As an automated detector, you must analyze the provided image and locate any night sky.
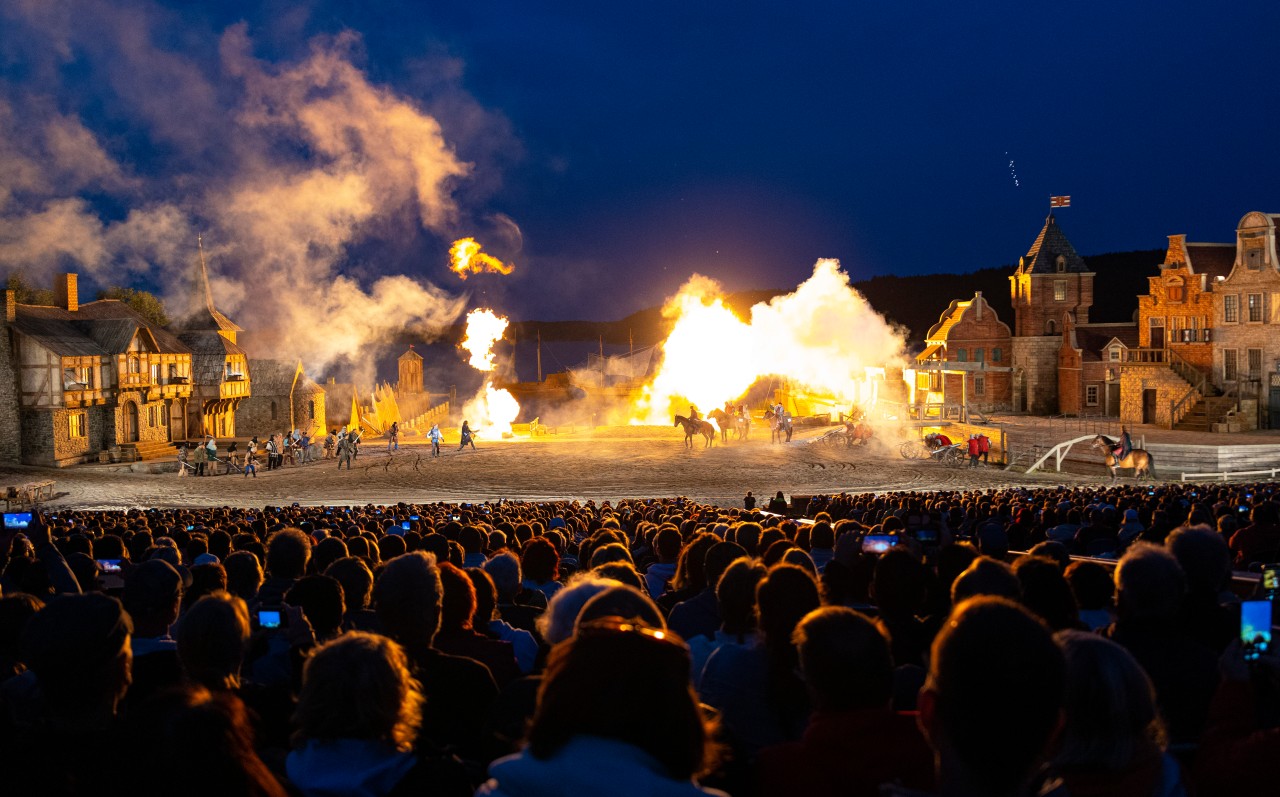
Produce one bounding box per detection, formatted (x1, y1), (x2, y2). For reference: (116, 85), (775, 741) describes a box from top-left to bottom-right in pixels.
(3, 1), (1279, 325)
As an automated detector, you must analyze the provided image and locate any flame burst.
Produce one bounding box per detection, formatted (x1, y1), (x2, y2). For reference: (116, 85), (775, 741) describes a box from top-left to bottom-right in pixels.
(633, 259), (906, 423)
(449, 238), (515, 279)
(461, 309), (509, 371)
(459, 307), (521, 436)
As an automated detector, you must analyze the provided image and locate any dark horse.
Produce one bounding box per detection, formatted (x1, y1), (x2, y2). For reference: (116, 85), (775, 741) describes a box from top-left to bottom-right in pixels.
(1090, 434), (1155, 481)
(708, 409), (750, 443)
(674, 414), (716, 449)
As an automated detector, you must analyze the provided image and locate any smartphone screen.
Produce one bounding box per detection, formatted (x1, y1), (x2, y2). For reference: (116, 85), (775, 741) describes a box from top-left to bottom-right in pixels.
(258, 609), (283, 630)
(1262, 566), (1280, 604)
(1241, 600), (1272, 661)
(862, 535), (897, 555)
(3, 512), (33, 530)
(401, 521), (411, 530)
(96, 559), (122, 573)
(915, 528), (939, 544)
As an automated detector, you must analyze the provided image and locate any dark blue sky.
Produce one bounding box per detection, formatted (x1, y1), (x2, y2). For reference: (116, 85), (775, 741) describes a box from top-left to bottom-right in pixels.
(3, 1), (1279, 322)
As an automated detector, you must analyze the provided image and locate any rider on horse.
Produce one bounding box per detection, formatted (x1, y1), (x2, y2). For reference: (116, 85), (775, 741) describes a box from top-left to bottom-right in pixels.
(1112, 427), (1133, 460)
(689, 404), (700, 422)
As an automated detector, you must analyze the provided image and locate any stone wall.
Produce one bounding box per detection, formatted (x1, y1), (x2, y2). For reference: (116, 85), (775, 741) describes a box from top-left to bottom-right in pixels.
(293, 387), (326, 437)
(21, 405), (109, 466)
(0, 326), (21, 464)
(1119, 364), (1200, 427)
(237, 393), (293, 439)
(1012, 336), (1062, 415)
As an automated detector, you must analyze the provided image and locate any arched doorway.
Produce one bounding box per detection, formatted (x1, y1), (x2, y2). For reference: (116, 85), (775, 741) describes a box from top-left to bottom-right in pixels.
(123, 401), (139, 443)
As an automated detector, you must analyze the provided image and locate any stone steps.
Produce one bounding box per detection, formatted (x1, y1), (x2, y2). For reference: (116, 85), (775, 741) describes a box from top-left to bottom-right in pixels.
(122, 440), (178, 460)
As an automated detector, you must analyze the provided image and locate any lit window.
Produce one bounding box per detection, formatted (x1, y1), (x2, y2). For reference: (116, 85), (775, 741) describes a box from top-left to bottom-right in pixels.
(1247, 293), (1263, 322)
(69, 413), (87, 438)
(1054, 280), (1067, 301)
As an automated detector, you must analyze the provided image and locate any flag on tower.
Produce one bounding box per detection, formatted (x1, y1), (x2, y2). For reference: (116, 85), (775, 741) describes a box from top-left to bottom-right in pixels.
(1050, 196), (1071, 208)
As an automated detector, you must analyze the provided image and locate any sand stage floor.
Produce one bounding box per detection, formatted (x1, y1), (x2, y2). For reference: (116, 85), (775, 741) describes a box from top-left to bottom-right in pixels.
(2, 425), (1121, 511)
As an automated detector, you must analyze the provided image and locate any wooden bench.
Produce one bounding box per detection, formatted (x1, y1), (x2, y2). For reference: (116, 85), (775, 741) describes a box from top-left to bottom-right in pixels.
(3, 480), (56, 510)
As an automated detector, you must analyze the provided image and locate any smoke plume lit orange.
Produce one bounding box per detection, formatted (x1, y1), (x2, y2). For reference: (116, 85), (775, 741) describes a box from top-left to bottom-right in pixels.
(449, 237), (515, 279)
(633, 259), (906, 424)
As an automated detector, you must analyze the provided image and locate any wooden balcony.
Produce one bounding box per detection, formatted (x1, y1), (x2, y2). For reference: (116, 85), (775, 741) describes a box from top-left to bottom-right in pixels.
(118, 372), (153, 389)
(64, 388), (107, 408)
(1121, 348), (1167, 365)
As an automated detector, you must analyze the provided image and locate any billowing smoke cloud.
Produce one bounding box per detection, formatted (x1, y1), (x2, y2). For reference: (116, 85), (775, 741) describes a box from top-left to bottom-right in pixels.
(634, 259), (908, 423)
(0, 2), (516, 384)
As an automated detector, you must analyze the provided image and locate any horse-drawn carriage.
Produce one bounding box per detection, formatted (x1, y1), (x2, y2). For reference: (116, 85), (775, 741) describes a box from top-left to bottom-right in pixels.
(899, 433), (966, 468)
(814, 421), (875, 448)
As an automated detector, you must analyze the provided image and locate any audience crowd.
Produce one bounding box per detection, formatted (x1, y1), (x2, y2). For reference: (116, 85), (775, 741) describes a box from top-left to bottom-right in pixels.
(0, 479), (1277, 796)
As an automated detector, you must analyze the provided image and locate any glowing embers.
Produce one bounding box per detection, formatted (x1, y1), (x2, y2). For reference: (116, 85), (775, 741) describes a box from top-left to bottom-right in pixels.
(449, 238), (515, 280)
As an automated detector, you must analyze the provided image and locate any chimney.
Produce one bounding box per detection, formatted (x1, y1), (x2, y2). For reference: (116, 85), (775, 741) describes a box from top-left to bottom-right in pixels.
(53, 273), (78, 312)
(974, 291), (983, 319)
(4, 290), (14, 324)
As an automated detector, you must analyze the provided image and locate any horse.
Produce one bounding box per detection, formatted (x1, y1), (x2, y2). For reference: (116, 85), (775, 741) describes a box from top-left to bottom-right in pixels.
(1090, 434), (1156, 481)
(847, 421), (874, 446)
(763, 409), (793, 444)
(709, 409), (750, 443)
(674, 415), (716, 449)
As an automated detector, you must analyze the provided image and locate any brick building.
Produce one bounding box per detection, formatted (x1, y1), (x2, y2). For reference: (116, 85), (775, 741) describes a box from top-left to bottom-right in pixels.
(1119, 233), (1234, 429)
(1211, 211), (1280, 428)
(909, 292), (1012, 412)
(0, 274), (194, 466)
(1009, 214), (1095, 414)
(1058, 313), (1137, 417)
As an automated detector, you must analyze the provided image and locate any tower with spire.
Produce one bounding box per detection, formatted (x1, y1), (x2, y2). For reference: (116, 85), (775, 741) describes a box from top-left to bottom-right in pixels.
(174, 237), (251, 437)
(1009, 214), (1095, 414)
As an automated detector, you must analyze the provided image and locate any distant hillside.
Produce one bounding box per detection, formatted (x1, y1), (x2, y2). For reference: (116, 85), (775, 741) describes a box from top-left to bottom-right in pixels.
(510, 249), (1163, 347)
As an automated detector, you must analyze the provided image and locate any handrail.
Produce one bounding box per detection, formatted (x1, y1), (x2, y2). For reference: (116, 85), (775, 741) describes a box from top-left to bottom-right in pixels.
(1017, 434), (1097, 474)
(1166, 346), (1207, 395)
(1169, 386), (1200, 428)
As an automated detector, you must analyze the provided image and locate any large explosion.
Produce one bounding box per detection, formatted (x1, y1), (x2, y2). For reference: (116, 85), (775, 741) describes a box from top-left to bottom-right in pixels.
(632, 259), (906, 423)
(460, 308), (521, 437)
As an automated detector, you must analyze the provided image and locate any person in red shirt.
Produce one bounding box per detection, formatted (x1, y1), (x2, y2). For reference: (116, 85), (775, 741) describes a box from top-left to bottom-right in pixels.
(967, 435), (981, 468)
(977, 433), (991, 464)
(757, 607), (934, 797)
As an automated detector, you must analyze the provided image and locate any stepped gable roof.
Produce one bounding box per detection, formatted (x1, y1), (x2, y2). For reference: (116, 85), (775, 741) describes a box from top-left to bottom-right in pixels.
(1072, 322), (1139, 361)
(1185, 243), (1235, 280)
(1018, 214), (1088, 274)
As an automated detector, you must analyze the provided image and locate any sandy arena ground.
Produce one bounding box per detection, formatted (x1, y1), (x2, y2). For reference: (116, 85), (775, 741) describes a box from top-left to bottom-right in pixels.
(3, 426), (1116, 511)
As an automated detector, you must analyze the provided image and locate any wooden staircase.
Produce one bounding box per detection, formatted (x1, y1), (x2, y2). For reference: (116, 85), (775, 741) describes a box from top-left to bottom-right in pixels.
(122, 440), (179, 461)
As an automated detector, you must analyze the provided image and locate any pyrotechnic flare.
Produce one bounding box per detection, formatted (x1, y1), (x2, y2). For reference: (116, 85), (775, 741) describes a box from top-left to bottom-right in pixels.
(461, 309), (509, 371)
(633, 259), (907, 424)
(449, 238), (515, 279)
(459, 307), (521, 436)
